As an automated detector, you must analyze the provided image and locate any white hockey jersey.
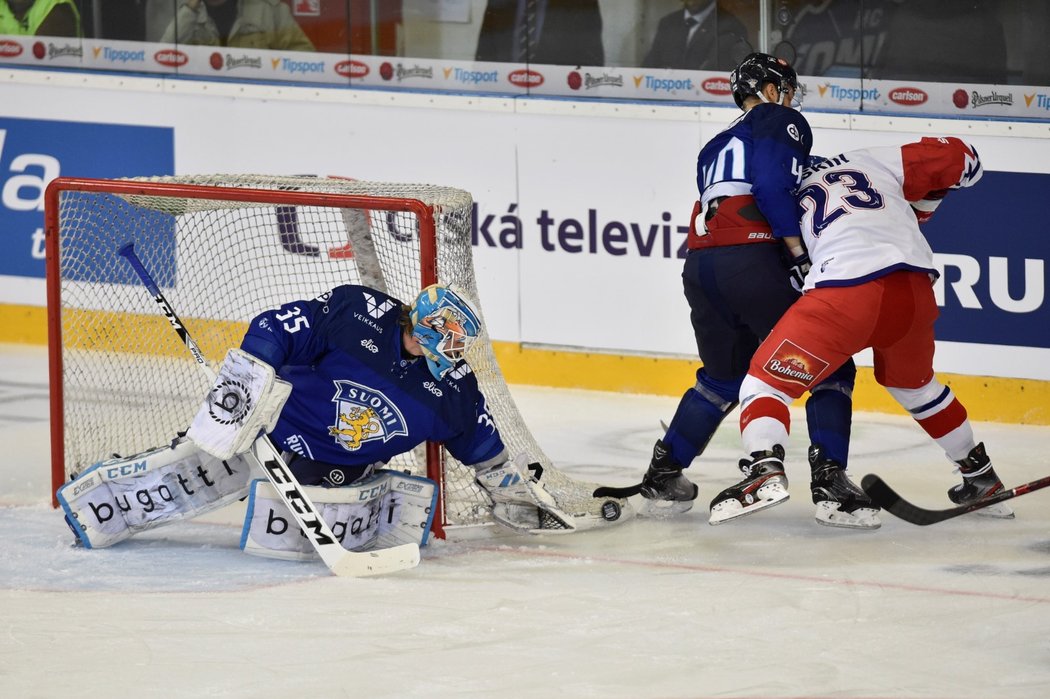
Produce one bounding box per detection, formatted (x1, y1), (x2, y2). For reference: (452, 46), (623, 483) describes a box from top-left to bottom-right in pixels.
(797, 136), (983, 290)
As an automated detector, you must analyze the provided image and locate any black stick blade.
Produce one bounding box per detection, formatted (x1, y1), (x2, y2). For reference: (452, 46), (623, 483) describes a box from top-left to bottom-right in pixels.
(593, 483), (643, 498)
(861, 474), (938, 525)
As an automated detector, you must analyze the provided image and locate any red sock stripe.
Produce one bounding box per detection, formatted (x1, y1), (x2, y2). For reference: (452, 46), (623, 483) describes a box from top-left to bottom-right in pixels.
(915, 397), (968, 439)
(741, 397), (791, 434)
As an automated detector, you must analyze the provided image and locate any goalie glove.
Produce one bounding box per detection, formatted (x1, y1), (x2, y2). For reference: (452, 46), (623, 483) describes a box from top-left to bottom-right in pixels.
(474, 454), (578, 535)
(187, 348), (292, 460)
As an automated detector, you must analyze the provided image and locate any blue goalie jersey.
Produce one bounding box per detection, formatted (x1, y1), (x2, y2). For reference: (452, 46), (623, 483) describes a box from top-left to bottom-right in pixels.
(696, 102), (812, 239)
(240, 284), (505, 471)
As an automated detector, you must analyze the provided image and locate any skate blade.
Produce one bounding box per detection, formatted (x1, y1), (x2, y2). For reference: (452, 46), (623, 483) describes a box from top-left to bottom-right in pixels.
(709, 486), (789, 525)
(814, 502), (881, 530)
(973, 502), (1015, 519)
(638, 498), (695, 518)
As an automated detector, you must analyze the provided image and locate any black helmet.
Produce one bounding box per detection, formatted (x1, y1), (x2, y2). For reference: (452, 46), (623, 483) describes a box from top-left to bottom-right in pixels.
(730, 52), (799, 109)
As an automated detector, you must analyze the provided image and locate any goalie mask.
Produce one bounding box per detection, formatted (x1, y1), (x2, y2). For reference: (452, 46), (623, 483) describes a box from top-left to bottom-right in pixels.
(731, 52), (801, 109)
(410, 284), (481, 380)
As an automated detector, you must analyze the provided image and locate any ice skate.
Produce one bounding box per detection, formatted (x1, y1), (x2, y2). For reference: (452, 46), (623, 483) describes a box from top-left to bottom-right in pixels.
(638, 439), (698, 517)
(808, 445), (880, 529)
(709, 445), (789, 525)
(948, 443), (1014, 519)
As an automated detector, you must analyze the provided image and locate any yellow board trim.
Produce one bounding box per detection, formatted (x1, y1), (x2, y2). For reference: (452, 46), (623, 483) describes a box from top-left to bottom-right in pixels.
(6, 304), (1047, 425)
(489, 341), (1050, 427)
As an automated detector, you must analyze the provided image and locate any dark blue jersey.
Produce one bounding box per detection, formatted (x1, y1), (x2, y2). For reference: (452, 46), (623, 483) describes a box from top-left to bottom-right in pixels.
(696, 103), (812, 239)
(240, 284), (505, 469)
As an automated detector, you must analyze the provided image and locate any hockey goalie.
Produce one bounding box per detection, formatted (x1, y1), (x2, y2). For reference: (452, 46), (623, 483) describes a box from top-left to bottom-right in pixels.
(57, 282), (634, 559)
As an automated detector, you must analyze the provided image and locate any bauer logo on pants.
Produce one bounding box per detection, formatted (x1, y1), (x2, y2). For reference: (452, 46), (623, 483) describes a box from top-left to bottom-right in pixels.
(761, 340), (829, 389)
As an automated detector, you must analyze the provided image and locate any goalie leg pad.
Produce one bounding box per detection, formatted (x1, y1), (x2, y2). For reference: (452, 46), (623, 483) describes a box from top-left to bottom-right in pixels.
(57, 438), (253, 549)
(188, 348), (292, 460)
(240, 470), (437, 561)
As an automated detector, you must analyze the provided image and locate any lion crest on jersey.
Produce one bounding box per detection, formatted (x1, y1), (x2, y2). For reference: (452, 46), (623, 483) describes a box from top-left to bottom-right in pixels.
(329, 380), (408, 451)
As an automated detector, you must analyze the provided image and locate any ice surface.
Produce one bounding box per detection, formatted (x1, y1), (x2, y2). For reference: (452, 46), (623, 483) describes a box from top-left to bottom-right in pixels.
(2, 344), (1048, 698)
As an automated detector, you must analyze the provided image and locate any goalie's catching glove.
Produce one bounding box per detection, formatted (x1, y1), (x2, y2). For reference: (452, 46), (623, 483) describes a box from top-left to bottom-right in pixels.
(474, 454), (578, 535)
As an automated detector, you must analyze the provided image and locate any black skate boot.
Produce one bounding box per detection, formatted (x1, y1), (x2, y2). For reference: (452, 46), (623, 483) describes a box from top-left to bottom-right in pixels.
(638, 439), (698, 516)
(809, 445), (880, 529)
(709, 445), (789, 525)
(948, 443), (1014, 518)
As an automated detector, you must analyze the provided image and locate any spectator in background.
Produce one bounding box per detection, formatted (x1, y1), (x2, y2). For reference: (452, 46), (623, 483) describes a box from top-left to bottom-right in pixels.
(475, 0), (603, 67)
(867, 1), (1008, 84)
(643, 0), (751, 71)
(159, 0), (315, 51)
(79, 0), (147, 41)
(0, 0), (80, 36)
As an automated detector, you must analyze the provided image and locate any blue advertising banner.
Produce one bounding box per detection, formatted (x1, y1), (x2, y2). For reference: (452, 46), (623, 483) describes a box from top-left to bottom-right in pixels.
(0, 116), (174, 280)
(929, 171), (1050, 349)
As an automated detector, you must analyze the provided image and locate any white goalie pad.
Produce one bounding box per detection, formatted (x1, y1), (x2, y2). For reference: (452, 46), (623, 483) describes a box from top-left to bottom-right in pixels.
(240, 470), (438, 561)
(187, 348), (292, 460)
(57, 437), (253, 549)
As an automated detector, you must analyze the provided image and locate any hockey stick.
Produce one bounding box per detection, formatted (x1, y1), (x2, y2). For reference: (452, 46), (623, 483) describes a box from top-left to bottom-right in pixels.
(117, 243), (420, 577)
(593, 483), (643, 498)
(860, 473), (1050, 526)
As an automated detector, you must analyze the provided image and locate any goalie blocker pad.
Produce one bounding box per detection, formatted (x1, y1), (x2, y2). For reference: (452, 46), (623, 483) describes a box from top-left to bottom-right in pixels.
(57, 437), (253, 549)
(240, 470), (438, 561)
(187, 348), (292, 460)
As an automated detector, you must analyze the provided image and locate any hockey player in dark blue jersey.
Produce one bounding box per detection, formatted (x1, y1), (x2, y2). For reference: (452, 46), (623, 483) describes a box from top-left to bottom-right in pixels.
(58, 283), (592, 556)
(636, 53), (877, 529)
(192, 282), (588, 547)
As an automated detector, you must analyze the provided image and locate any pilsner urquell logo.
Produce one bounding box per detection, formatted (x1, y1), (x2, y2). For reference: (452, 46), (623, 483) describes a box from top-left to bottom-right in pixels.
(762, 340), (829, 388)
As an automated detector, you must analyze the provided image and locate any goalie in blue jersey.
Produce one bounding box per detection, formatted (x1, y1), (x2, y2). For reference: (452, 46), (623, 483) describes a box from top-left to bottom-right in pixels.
(59, 283), (605, 559)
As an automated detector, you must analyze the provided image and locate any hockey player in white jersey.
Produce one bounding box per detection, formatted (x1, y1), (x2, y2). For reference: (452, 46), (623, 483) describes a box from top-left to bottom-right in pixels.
(735, 136), (1014, 517)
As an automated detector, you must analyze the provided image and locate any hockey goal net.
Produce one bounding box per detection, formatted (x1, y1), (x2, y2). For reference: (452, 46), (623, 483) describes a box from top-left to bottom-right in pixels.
(45, 175), (608, 538)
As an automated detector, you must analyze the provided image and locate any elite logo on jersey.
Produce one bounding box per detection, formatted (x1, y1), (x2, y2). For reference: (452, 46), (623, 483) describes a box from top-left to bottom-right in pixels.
(363, 292), (397, 319)
(761, 340), (829, 389)
(328, 380), (408, 451)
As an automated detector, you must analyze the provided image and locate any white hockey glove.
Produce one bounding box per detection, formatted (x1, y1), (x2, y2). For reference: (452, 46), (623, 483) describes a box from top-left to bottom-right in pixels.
(187, 348), (292, 460)
(474, 454), (578, 535)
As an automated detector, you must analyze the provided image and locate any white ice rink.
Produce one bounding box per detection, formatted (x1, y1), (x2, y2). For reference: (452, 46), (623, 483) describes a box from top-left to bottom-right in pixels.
(2, 342), (1049, 699)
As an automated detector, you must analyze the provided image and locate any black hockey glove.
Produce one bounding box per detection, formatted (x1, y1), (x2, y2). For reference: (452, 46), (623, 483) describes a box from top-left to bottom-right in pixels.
(787, 252), (811, 293)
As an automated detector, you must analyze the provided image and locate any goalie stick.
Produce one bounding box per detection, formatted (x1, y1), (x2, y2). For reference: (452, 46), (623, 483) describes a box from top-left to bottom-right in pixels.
(860, 473), (1050, 526)
(117, 243), (420, 577)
